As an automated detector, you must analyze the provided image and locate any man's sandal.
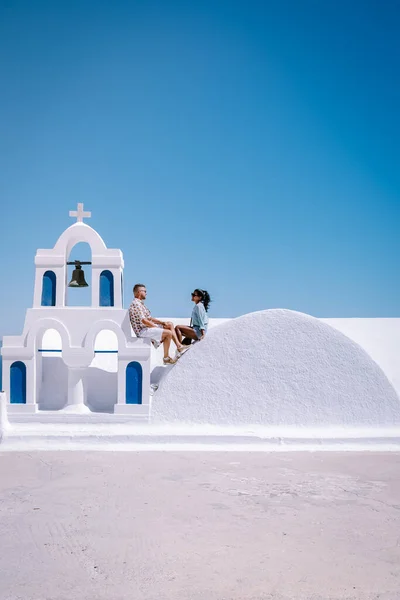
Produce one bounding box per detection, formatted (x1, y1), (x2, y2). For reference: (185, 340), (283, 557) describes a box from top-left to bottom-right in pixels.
(163, 357), (177, 365)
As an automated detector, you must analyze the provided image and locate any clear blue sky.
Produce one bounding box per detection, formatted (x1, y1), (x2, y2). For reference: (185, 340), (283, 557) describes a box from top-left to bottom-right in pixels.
(0, 0), (399, 339)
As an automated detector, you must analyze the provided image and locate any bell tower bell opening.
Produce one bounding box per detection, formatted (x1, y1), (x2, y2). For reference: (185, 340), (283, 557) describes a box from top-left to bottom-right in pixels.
(66, 242), (92, 306)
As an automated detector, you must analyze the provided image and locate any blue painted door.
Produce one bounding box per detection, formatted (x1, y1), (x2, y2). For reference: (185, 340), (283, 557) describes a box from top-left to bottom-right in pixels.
(41, 271), (56, 306)
(126, 362), (142, 404)
(10, 361), (27, 404)
(100, 270), (114, 307)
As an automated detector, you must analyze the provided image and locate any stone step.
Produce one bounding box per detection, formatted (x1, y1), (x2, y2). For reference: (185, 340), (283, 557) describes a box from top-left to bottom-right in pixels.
(2, 422), (400, 451)
(7, 411), (148, 425)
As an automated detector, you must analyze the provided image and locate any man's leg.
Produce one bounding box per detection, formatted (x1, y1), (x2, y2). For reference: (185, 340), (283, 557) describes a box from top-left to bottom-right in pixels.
(163, 323), (185, 351)
(161, 330), (172, 359)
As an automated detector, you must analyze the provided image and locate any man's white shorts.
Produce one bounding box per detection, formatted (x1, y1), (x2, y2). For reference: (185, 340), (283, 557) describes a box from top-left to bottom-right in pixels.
(139, 326), (164, 348)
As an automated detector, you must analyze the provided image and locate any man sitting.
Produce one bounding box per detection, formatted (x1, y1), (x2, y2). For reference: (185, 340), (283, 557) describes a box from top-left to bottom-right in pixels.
(129, 283), (188, 365)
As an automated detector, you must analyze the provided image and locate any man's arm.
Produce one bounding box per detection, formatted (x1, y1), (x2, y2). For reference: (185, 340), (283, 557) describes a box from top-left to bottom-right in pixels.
(141, 308), (168, 328)
(150, 317), (169, 327)
(130, 303), (158, 329)
(139, 304), (158, 328)
(134, 302), (170, 328)
(142, 317), (156, 328)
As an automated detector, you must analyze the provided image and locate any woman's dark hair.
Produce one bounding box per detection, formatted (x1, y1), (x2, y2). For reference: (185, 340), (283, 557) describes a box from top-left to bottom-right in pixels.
(194, 289), (211, 312)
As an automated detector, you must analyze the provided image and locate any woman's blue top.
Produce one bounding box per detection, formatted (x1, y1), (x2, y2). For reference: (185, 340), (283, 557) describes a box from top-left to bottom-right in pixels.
(191, 302), (209, 332)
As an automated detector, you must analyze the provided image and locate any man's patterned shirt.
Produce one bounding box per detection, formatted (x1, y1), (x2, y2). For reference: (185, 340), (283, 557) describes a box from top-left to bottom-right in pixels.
(129, 298), (151, 337)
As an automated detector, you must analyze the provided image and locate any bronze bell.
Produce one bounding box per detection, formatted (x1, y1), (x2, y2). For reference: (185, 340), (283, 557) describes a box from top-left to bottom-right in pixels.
(68, 261), (89, 287)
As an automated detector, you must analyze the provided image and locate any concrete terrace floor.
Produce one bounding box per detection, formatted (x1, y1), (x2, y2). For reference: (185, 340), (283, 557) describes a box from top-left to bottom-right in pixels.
(0, 452), (400, 600)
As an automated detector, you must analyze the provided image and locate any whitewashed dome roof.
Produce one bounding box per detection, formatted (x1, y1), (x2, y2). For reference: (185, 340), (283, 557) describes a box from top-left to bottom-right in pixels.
(153, 309), (400, 426)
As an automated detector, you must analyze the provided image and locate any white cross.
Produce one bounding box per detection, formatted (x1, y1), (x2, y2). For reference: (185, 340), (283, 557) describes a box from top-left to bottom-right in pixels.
(69, 203), (91, 223)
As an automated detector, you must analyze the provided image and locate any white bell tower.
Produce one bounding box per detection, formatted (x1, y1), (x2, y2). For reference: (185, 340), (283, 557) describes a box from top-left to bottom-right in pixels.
(1, 204), (151, 419)
(33, 203), (124, 309)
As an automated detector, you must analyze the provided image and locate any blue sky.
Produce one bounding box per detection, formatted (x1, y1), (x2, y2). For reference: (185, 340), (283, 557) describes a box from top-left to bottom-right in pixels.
(0, 0), (399, 339)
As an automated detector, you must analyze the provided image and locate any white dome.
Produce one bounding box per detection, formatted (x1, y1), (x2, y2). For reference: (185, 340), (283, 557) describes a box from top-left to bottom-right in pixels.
(152, 309), (400, 426)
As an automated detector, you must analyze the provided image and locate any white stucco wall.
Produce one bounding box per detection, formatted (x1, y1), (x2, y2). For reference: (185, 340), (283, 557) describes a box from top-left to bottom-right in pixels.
(321, 318), (400, 396)
(4, 313), (399, 423)
(152, 310), (400, 426)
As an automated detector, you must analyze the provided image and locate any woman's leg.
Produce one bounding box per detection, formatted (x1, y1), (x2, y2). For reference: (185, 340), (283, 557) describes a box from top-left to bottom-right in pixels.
(175, 325), (183, 344)
(175, 325), (198, 342)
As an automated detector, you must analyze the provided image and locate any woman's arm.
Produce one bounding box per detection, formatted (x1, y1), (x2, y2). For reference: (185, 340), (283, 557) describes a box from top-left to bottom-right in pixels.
(196, 304), (207, 339)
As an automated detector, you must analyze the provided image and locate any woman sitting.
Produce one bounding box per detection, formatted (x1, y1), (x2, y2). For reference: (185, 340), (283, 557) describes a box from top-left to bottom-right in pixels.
(175, 289), (211, 347)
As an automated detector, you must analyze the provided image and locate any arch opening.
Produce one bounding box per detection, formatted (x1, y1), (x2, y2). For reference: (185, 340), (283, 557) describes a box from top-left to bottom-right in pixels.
(37, 328), (67, 410)
(86, 329), (118, 413)
(100, 270), (114, 307)
(10, 361), (27, 404)
(126, 361), (142, 405)
(66, 241), (92, 307)
(41, 271), (56, 306)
